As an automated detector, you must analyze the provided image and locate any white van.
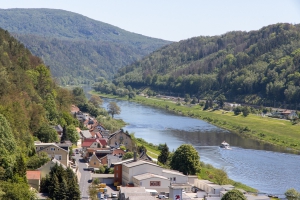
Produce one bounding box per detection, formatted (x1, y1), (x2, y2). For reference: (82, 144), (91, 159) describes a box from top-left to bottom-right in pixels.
(146, 189), (158, 196)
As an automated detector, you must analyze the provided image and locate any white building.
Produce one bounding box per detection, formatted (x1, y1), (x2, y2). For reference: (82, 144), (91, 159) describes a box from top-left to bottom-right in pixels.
(132, 173), (170, 193)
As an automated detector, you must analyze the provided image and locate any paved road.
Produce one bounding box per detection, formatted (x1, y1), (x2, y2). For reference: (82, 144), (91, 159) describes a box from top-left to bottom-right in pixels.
(74, 149), (91, 199)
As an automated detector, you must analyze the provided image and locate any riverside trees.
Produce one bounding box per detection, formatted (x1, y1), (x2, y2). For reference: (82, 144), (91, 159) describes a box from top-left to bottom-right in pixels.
(170, 144), (200, 175)
(107, 102), (121, 118)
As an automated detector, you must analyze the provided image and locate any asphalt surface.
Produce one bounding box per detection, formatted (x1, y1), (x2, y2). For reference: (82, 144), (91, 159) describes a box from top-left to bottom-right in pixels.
(74, 148), (119, 200)
(74, 149), (91, 199)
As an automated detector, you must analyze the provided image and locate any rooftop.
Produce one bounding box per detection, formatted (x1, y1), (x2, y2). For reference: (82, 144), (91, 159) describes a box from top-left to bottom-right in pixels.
(26, 171), (41, 180)
(123, 160), (159, 168)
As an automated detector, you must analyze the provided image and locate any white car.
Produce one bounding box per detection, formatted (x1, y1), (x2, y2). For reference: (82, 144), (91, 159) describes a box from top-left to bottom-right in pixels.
(111, 193), (118, 198)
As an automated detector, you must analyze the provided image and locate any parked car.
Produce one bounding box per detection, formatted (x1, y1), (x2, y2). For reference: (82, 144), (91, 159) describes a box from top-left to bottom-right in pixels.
(158, 194), (166, 199)
(111, 193), (118, 198)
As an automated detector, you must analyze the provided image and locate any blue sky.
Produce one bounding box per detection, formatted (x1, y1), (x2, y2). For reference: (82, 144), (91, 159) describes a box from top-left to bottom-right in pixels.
(1, 0), (300, 41)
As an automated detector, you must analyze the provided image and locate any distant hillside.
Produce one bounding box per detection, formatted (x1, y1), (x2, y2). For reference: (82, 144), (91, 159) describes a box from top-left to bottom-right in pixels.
(114, 23), (300, 106)
(0, 8), (171, 84)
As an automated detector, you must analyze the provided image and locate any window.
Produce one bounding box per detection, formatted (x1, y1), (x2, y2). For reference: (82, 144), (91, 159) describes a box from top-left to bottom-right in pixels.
(58, 156), (62, 160)
(150, 181), (160, 186)
(173, 177), (176, 181)
(50, 148), (55, 151)
(94, 162), (96, 165)
(116, 173), (118, 178)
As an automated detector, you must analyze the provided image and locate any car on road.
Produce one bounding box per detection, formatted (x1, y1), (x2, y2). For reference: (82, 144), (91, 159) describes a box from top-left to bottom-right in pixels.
(158, 194), (167, 199)
(111, 193), (118, 198)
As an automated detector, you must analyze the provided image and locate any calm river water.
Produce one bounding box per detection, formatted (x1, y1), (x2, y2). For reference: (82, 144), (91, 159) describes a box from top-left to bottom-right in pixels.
(84, 88), (300, 196)
(103, 98), (300, 196)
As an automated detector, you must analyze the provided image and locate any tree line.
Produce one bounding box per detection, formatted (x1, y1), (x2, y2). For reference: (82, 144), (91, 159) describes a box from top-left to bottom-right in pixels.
(114, 23), (300, 108)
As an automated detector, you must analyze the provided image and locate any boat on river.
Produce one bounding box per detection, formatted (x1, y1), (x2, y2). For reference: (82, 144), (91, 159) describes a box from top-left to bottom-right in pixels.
(220, 141), (231, 149)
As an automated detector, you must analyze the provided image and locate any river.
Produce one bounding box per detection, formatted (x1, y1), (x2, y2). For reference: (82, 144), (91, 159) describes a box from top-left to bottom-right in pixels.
(84, 87), (300, 196)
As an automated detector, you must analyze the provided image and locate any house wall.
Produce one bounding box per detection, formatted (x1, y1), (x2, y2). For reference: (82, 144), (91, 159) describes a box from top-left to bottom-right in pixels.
(36, 144), (69, 167)
(108, 132), (133, 150)
(132, 177), (170, 193)
(122, 164), (162, 186)
(89, 155), (102, 168)
(28, 179), (40, 191)
(114, 164), (122, 185)
(162, 171), (188, 184)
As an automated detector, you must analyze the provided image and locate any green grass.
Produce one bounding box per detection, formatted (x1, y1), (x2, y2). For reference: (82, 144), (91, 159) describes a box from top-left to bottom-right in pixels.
(135, 139), (160, 159)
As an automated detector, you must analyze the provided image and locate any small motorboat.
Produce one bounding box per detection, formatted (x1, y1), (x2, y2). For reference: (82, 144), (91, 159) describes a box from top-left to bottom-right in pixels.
(220, 141), (231, 149)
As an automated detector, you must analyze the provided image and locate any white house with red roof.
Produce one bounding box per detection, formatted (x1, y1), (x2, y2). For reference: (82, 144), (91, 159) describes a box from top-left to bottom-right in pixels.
(82, 138), (108, 152)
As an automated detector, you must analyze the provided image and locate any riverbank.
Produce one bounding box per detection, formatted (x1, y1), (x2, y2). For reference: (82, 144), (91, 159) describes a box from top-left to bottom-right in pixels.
(92, 91), (300, 152)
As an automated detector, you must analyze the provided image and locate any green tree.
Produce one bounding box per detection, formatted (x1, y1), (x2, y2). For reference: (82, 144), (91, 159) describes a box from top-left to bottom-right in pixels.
(107, 101), (121, 118)
(221, 189), (246, 200)
(44, 93), (59, 121)
(158, 143), (169, 165)
(217, 94), (226, 108)
(122, 152), (134, 160)
(35, 123), (58, 143)
(184, 94), (190, 103)
(233, 106), (242, 115)
(27, 152), (50, 170)
(285, 188), (300, 200)
(170, 144), (200, 175)
(242, 106), (250, 117)
(0, 114), (17, 180)
(88, 95), (103, 107)
(66, 124), (79, 144)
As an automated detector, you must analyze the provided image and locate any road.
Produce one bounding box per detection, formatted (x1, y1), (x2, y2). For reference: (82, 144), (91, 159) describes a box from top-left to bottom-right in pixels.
(74, 149), (91, 200)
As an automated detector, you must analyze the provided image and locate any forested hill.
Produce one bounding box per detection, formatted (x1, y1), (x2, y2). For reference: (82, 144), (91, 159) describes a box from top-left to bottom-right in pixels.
(0, 8), (171, 85)
(114, 23), (300, 106)
(0, 28), (77, 198)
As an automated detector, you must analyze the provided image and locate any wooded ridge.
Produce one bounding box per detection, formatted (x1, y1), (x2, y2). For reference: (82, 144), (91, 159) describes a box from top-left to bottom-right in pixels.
(114, 23), (300, 107)
(0, 8), (171, 85)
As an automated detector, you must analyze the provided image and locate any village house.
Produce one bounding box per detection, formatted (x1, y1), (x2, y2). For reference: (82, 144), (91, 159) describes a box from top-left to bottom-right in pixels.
(80, 130), (93, 139)
(37, 158), (67, 178)
(26, 171), (41, 191)
(108, 129), (133, 150)
(34, 142), (69, 167)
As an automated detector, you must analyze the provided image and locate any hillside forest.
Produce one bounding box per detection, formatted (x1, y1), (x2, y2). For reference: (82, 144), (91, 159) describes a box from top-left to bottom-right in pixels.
(113, 23), (300, 108)
(0, 8), (171, 85)
(0, 28), (83, 199)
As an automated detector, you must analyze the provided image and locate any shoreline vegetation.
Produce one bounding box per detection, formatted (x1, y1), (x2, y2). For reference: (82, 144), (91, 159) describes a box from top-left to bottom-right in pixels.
(90, 90), (257, 192)
(92, 91), (300, 153)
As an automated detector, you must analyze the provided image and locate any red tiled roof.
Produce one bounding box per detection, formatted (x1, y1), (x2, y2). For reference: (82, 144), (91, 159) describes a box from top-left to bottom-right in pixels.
(98, 138), (107, 147)
(96, 132), (102, 138)
(100, 156), (108, 165)
(82, 138), (98, 147)
(26, 171), (41, 180)
(113, 149), (126, 155)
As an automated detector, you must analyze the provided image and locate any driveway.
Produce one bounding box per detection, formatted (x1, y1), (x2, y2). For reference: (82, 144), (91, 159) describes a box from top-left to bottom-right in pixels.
(74, 149), (91, 199)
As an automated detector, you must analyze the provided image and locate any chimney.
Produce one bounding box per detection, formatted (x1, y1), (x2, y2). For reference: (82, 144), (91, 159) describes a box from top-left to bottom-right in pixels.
(133, 151), (137, 161)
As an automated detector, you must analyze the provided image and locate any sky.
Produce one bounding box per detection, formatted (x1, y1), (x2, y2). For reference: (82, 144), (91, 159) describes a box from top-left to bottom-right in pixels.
(1, 0), (300, 41)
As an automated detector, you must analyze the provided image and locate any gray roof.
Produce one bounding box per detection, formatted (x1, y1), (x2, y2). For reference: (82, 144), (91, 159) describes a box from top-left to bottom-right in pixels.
(133, 173), (168, 181)
(35, 143), (68, 153)
(108, 129), (131, 140)
(163, 169), (185, 176)
(123, 160), (159, 168)
(81, 130), (92, 138)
